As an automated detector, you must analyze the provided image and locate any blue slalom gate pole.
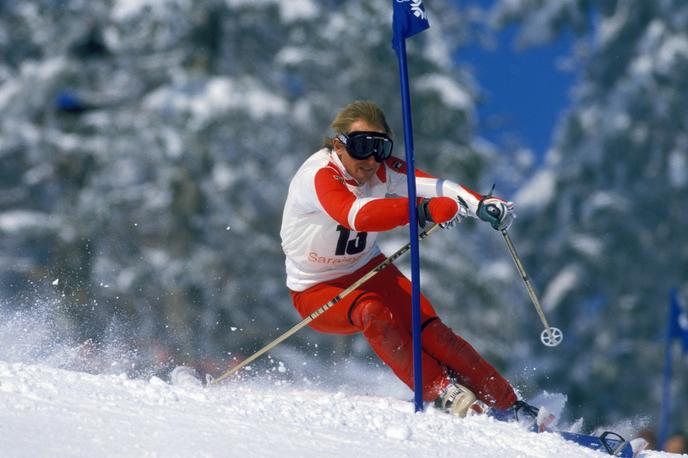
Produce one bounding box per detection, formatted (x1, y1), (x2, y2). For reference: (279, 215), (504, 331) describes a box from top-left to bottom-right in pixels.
(392, 0), (430, 413)
(396, 38), (423, 413)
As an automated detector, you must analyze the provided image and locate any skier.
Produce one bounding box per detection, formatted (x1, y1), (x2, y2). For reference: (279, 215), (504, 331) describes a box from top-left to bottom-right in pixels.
(280, 100), (533, 418)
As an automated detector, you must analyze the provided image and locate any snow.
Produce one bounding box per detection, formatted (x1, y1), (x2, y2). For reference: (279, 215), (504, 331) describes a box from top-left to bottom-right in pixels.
(416, 74), (473, 110)
(143, 77), (288, 126)
(0, 210), (54, 234)
(223, 0), (320, 22)
(657, 35), (688, 73)
(276, 46), (309, 66)
(513, 169), (556, 210)
(669, 148), (688, 188)
(278, 0), (319, 23)
(632, 21), (688, 77)
(679, 311), (688, 332)
(0, 362), (592, 457)
(586, 192), (628, 213)
(570, 234), (604, 260)
(541, 266), (579, 312)
(599, 0), (630, 46)
(493, 0), (582, 47)
(0, 302), (675, 457)
(112, 0), (186, 20)
(0, 358), (676, 457)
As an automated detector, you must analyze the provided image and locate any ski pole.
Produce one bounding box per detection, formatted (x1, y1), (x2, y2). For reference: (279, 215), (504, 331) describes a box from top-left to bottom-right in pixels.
(211, 223), (442, 385)
(500, 228), (563, 347)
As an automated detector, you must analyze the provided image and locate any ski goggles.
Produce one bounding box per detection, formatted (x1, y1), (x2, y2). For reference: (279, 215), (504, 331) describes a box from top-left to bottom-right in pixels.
(335, 131), (394, 162)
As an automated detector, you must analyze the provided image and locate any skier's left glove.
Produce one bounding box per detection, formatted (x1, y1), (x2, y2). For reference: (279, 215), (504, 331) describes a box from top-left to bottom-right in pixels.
(477, 196), (515, 231)
(417, 197), (461, 229)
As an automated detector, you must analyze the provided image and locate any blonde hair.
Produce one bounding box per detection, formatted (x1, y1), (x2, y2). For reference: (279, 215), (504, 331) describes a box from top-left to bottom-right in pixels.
(324, 100), (392, 149)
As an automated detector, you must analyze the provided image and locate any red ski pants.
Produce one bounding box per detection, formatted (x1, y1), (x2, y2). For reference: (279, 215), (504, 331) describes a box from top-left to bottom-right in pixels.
(290, 254), (517, 408)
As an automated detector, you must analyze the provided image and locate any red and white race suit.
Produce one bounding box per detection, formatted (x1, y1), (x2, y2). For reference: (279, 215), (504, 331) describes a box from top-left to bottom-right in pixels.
(280, 148), (483, 292)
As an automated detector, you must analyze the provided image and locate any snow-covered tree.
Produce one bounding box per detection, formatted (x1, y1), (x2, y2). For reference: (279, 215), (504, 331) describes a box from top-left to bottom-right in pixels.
(1, 1), (516, 375)
(492, 0), (688, 427)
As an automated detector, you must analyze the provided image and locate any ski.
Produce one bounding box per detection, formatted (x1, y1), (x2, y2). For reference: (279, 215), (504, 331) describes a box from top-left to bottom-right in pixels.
(486, 405), (646, 457)
(556, 430), (644, 458)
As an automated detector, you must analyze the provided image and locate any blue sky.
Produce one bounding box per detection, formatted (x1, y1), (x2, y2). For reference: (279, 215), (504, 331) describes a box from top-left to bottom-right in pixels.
(456, 8), (577, 163)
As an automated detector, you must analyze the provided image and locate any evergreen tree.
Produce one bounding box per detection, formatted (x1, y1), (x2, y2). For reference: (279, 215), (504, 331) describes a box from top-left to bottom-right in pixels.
(1, 1), (512, 374)
(492, 0), (688, 427)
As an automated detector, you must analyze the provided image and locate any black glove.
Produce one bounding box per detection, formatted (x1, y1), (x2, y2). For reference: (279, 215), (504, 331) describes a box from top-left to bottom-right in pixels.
(417, 198), (432, 228)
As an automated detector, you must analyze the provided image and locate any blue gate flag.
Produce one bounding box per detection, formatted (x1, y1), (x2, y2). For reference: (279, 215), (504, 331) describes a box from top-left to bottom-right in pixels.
(392, 0), (430, 51)
(669, 289), (688, 353)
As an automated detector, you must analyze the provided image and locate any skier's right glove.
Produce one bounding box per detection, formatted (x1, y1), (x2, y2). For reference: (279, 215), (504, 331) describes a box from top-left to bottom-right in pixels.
(477, 196), (515, 231)
(417, 197), (461, 228)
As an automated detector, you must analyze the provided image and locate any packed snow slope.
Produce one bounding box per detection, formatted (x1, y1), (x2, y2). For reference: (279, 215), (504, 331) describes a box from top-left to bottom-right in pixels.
(0, 361), (678, 458)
